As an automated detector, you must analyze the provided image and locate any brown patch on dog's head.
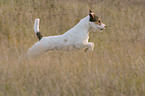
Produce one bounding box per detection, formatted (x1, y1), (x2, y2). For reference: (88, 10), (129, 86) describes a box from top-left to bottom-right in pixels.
(89, 10), (102, 25)
(89, 10), (98, 22)
(94, 18), (102, 25)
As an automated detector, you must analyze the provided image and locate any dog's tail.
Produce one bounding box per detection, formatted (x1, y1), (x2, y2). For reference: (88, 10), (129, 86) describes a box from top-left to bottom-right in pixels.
(34, 18), (43, 40)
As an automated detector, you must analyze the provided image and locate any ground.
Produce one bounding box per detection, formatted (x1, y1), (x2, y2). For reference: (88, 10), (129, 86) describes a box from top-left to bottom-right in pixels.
(0, 0), (145, 96)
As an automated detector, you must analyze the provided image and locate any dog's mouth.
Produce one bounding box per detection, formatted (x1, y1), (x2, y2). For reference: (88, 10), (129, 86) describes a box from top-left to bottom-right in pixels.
(99, 25), (106, 31)
(98, 29), (103, 32)
(98, 28), (106, 32)
(100, 28), (104, 31)
(99, 26), (106, 31)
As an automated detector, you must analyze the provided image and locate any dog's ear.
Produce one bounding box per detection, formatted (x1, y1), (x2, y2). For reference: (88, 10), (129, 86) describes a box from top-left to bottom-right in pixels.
(89, 9), (93, 13)
(89, 11), (98, 22)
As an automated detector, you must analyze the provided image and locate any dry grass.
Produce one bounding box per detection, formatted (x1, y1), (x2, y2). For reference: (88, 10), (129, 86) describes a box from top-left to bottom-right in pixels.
(0, 0), (145, 96)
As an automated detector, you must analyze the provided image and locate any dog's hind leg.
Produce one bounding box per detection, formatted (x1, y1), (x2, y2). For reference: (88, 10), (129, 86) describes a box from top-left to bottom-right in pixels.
(34, 18), (43, 40)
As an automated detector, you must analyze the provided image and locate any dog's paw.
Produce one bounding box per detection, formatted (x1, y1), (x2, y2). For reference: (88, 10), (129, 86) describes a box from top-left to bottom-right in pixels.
(84, 48), (89, 52)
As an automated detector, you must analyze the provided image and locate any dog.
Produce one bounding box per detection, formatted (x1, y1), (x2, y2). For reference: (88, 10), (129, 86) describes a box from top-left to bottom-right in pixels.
(27, 10), (106, 58)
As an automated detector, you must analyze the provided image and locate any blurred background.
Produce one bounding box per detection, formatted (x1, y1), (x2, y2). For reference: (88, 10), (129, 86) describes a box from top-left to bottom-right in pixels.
(0, 0), (145, 96)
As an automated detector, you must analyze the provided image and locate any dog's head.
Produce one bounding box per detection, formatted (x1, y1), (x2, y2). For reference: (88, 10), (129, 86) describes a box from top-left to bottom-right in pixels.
(89, 10), (106, 31)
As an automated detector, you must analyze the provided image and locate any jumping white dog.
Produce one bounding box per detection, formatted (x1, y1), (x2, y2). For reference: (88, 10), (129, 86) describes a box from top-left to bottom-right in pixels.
(27, 10), (106, 57)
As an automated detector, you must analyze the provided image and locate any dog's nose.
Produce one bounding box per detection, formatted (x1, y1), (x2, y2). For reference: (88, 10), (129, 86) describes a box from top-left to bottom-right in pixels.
(104, 26), (107, 28)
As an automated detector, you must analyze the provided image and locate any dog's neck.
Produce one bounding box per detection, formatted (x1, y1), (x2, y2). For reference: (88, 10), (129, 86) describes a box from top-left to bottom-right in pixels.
(73, 15), (91, 33)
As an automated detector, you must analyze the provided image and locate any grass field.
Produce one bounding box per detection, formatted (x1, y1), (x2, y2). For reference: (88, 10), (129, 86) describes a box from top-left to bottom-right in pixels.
(0, 0), (145, 96)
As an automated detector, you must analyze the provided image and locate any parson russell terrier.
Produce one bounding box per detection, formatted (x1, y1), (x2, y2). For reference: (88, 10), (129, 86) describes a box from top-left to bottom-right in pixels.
(27, 10), (106, 58)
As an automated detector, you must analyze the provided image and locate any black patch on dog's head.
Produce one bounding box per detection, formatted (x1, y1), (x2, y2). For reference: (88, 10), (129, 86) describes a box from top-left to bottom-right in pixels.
(89, 10), (98, 22)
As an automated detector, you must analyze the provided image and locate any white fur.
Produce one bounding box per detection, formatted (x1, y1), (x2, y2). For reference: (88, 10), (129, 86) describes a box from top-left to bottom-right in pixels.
(27, 15), (106, 57)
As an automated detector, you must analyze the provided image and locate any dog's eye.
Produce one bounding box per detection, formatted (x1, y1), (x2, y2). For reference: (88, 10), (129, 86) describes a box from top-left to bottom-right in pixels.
(98, 20), (101, 23)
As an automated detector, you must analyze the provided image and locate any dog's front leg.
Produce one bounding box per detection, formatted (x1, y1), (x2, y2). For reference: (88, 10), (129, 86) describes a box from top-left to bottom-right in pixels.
(84, 42), (94, 52)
